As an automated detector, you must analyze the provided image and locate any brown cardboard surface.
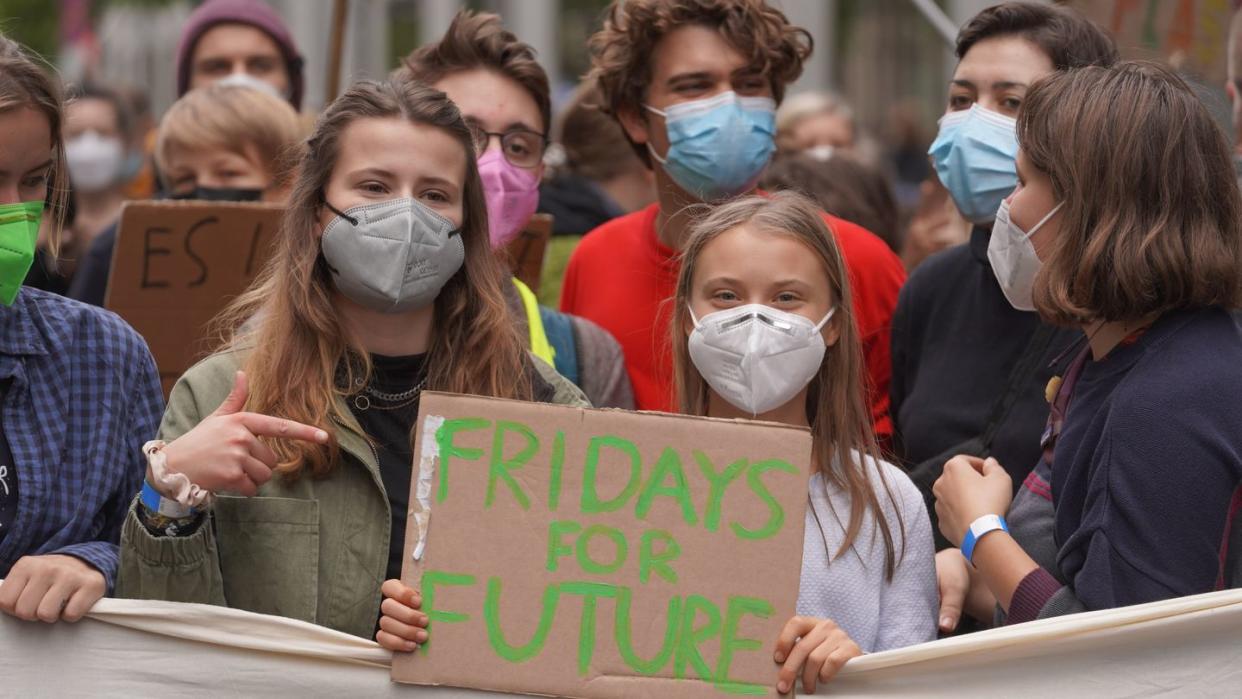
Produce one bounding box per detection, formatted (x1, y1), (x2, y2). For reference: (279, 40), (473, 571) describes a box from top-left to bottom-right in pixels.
(393, 393), (812, 699)
(104, 201), (282, 395)
(504, 213), (553, 292)
(1067, 1), (1231, 83)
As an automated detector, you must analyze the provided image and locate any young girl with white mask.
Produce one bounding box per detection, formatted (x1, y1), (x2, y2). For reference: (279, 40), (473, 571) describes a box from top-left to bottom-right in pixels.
(116, 77), (588, 650)
(671, 192), (936, 695)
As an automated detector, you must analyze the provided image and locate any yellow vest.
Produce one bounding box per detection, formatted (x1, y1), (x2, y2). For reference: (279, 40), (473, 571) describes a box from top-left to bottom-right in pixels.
(512, 277), (554, 365)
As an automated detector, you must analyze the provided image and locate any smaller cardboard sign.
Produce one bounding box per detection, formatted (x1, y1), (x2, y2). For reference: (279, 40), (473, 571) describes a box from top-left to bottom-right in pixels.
(503, 213), (553, 292)
(392, 393), (812, 699)
(105, 201), (282, 394)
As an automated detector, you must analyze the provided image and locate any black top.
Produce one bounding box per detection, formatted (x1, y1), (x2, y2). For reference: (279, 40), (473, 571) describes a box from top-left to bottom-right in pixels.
(0, 378), (16, 547)
(67, 222), (116, 307)
(346, 353), (427, 584)
(890, 227), (1080, 496)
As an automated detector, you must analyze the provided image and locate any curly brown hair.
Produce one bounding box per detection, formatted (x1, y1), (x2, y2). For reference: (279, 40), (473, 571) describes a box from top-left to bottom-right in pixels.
(588, 0), (812, 164)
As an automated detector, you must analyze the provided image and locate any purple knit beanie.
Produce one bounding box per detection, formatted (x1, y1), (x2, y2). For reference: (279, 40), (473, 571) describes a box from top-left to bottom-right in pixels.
(175, 0), (305, 110)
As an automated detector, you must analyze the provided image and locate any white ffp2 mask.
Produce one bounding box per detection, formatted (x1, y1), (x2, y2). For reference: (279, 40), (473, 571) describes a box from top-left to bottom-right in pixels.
(988, 199), (1063, 312)
(688, 304), (834, 416)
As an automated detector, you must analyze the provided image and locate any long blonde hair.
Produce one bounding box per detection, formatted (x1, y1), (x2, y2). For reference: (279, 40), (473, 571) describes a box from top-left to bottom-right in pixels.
(216, 78), (532, 479)
(671, 192), (902, 578)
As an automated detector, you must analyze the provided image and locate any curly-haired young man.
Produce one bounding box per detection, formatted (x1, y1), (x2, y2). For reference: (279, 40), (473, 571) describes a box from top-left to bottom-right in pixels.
(560, 0), (905, 433)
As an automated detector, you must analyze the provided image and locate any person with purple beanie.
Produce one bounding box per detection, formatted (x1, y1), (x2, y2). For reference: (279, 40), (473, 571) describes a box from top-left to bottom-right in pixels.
(175, 0), (304, 110)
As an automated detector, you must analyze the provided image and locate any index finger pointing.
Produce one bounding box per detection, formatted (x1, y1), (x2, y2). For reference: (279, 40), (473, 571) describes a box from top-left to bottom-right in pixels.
(237, 413), (329, 444)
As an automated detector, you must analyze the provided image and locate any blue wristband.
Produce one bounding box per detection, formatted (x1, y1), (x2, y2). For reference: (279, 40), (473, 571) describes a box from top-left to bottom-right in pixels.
(140, 480), (196, 519)
(961, 514), (1009, 564)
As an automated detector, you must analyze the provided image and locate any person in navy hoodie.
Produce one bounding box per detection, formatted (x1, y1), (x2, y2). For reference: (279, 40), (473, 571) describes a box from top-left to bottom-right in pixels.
(933, 61), (1242, 628)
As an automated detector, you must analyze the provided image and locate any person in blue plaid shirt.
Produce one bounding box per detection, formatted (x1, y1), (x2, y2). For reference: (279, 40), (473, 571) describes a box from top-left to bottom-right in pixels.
(0, 36), (163, 623)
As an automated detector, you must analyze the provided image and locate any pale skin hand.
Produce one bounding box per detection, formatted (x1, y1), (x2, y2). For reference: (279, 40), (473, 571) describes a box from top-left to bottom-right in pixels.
(155, 371), (330, 498)
(377, 579), (429, 652)
(933, 455), (1038, 612)
(934, 547), (998, 632)
(0, 554), (106, 623)
(773, 616), (863, 694)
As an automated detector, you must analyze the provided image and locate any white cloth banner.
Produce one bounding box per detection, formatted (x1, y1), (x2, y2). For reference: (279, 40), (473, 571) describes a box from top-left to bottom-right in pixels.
(2, 583), (1241, 697)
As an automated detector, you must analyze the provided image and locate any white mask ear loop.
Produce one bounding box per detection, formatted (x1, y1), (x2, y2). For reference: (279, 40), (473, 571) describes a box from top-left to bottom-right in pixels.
(687, 305), (702, 328)
(1024, 202), (1065, 240)
(812, 307), (836, 332)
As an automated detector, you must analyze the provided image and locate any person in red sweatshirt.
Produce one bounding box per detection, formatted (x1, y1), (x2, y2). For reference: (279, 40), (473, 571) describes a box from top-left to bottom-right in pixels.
(560, 0), (905, 437)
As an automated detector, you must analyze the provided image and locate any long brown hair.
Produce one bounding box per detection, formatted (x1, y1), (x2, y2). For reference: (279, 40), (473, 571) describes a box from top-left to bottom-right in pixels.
(1019, 62), (1242, 325)
(671, 192), (902, 578)
(217, 78), (532, 479)
(0, 35), (69, 253)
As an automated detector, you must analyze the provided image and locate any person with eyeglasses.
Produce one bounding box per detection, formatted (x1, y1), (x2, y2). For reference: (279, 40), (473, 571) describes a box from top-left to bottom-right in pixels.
(400, 10), (634, 410)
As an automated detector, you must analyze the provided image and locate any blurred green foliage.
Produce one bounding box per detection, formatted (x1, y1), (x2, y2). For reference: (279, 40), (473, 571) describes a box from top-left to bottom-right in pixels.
(0, 0), (180, 59)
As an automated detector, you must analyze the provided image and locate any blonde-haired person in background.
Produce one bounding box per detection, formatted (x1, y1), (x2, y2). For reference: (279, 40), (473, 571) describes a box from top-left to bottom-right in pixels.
(0, 35), (163, 624)
(69, 83), (305, 307)
(672, 192), (935, 694)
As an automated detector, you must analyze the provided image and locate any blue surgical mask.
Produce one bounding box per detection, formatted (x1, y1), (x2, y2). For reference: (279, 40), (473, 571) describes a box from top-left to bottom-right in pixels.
(928, 104), (1019, 224)
(645, 91), (776, 201)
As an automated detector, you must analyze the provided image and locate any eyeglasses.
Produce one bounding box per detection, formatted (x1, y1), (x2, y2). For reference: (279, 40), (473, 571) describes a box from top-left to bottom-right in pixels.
(468, 125), (548, 169)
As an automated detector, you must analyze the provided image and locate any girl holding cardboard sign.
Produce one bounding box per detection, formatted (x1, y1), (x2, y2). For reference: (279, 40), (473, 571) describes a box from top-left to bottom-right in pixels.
(671, 192), (937, 694)
(115, 78), (588, 649)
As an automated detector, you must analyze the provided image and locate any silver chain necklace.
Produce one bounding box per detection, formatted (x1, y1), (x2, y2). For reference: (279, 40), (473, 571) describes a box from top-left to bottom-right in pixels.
(353, 376), (428, 411)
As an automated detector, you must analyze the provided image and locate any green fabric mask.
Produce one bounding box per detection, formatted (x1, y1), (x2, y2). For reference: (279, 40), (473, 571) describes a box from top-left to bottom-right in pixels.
(0, 201), (42, 306)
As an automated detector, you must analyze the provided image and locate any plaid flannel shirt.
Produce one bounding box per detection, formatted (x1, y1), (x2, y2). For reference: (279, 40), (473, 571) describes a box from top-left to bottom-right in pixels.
(0, 287), (162, 591)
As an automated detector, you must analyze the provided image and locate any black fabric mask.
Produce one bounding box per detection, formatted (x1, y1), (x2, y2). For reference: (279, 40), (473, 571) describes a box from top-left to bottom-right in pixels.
(169, 187), (264, 202)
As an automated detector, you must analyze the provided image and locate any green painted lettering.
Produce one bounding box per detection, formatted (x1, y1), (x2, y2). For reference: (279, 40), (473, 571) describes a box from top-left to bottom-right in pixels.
(549, 430), (566, 511)
(695, 451), (749, 532)
(485, 420), (538, 510)
(546, 520), (581, 572)
(714, 595), (773, 695)
(731, 459), (797, 540)
(419, 570), (477, 653)
(434, 418), (490, 503)
(673, 594), (722, 681)
(575, 524), (628, 575)
(581, 435), (642, 514)
(638, 529), (680, 585)
(560, 581), (621, 676)
(614, 587), (680, 674)
(636, 447), (699, 525)
(484, 577), (559, 663)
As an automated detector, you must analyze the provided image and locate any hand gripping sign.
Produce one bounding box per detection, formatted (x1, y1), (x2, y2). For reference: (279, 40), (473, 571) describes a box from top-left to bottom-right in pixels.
(392, 393), (813, 699)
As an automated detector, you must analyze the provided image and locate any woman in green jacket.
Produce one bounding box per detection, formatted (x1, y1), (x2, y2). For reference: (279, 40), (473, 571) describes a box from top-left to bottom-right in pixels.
(115, 78), (587, 650)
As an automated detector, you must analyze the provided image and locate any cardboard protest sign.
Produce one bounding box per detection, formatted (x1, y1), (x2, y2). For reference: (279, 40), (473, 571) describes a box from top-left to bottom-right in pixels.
(503, 213), (553, 292)
(393, 393), (812, 698)
(105, 201), (282, 395)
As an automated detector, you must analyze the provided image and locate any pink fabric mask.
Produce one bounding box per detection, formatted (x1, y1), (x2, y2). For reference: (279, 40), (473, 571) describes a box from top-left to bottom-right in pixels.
(478, 150), (540, 248)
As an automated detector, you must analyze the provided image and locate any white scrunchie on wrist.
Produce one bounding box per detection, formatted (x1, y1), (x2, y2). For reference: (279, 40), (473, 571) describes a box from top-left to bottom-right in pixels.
(144, 440), (214, 509)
